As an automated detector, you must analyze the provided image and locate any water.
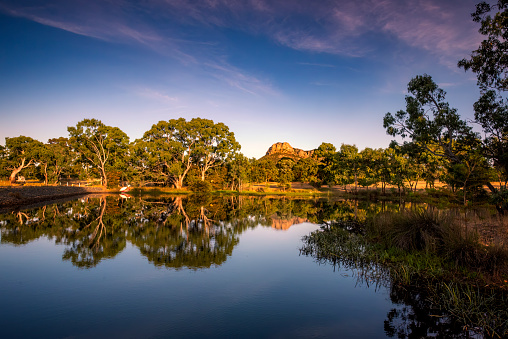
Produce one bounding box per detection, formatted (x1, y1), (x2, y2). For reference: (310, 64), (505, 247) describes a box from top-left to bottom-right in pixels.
(0, 195), (455, 338)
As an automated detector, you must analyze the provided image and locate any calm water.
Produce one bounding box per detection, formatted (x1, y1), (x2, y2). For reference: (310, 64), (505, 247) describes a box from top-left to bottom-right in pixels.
(0, 195), (457, 338)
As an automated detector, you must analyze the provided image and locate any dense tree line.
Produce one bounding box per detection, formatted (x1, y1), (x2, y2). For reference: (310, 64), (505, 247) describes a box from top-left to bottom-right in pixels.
(0, 1), (507, 206)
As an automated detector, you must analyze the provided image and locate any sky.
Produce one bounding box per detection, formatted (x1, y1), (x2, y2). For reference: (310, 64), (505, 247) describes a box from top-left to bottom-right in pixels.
(0, 0), (485, 158)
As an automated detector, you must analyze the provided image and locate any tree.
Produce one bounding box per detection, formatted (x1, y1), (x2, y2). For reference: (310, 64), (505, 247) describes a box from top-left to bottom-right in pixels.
(251, 158), (278, 183)
(68, 119), (129, 188)
(314, 142), (337, 186)
(293, 158), (320, 185)
(383, 75), (490, 202)
(193, 118), (241, 181)
(276, 158), (295, 188)
(472, 92), (508, 188)
(47, 137), (75, 184)
(226, 153), (250, 191)
(459, 1), (508, 189)
(338, 144), (361, 191)
(4, 136), (43, 184)
(383, 74), (475, 163)
(458, 1), (508, 92)
(139, 118), (235, 189)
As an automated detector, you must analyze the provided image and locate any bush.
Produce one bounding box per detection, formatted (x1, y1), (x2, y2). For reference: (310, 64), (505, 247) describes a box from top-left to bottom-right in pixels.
(189, 180), (212, 193)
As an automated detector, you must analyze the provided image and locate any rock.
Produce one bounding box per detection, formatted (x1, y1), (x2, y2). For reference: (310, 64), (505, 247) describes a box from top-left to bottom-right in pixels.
(265, 142), (314, 159)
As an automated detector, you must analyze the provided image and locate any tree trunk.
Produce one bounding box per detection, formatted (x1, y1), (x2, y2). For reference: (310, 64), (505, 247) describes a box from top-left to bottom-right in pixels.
(9, 167), (23, 184)
(174, 176), (184, 189)
(99, 165), (108, 188)
(9, 158), (31, 184)
(43, 163), (48, 186)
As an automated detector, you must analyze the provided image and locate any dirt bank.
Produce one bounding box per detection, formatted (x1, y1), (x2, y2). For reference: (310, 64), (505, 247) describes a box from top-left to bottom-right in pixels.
(0, 186), (106, 207)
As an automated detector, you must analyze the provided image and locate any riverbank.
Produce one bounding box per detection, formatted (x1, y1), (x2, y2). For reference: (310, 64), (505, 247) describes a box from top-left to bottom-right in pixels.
(301, 210), (508, 337)
(0, 186), (106, 207)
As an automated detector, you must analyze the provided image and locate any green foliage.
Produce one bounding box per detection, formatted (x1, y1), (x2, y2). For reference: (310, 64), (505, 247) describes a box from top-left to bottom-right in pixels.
(276, 157), (295, 186)
(251, 158), (278, 183)
(4, 136), (44, 183)
(189, 179), (212, 193)
(383, 74), (475, 163)
(458, 0), (508, 92)
(293, 157), (319, 183)
(135, 117), (239, 189)
(459, 1), (508, 190)
(68, 119), (129, 188)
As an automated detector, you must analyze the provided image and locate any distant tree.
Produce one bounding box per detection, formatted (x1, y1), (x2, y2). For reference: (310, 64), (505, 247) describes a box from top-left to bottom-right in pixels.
(4, 136), (43, 184)
(314, 142), (337, 186)
(358, 147), (379, 189)
(293, 158), (319, 185)
(338, 144), (361, 191)
(68, 119), (129, 188)
(276, 158), (295, 188)
(251, 158), (278, 183)
(226, 153), (250, 191)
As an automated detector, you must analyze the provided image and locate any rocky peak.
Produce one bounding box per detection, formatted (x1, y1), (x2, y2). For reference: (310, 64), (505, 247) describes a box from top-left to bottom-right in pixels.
(265, 142), (314, 159)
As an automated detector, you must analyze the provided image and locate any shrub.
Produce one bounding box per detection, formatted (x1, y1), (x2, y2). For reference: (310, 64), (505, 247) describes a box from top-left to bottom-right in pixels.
(189, 180), (212, 193)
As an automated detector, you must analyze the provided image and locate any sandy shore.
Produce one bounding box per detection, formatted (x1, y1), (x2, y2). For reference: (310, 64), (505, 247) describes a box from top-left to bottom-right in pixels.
(0, 186), (106, 207)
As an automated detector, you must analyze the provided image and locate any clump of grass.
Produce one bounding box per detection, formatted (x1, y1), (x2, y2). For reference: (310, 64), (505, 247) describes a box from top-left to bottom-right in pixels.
(436, 282), (508, 338)
(302, 209), (508, 337)
(368, 209), (508, 278)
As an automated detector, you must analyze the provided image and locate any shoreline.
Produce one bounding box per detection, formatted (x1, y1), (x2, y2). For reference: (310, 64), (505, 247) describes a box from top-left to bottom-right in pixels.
(0, 186), (107, 208)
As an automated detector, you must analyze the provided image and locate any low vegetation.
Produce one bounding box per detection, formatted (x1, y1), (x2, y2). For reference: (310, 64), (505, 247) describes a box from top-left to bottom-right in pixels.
(301, 209), (508, 337)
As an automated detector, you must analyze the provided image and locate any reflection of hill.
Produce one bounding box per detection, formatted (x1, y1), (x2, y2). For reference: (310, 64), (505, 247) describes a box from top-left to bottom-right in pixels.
(270, 215), (309, 230)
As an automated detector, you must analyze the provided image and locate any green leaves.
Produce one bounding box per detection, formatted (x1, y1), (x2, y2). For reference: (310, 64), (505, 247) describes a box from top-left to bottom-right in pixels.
(459, 1), (508, 91)
(68, 119), (129, 187)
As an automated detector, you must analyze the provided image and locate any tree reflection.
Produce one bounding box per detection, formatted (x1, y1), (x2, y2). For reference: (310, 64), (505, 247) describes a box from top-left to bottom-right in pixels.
(0, 195), (404, 270)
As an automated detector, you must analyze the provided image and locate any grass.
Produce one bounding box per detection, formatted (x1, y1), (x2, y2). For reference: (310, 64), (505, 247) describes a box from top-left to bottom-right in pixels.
(301, 209), (508, 337)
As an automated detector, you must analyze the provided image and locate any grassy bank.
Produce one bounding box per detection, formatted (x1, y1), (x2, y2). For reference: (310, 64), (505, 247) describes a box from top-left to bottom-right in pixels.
(301, 209), (508, 337)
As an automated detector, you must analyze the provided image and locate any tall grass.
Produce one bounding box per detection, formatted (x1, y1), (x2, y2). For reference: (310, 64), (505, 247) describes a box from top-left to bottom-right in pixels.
(301, 208), (508, 337)
(368, 209), (508, 277)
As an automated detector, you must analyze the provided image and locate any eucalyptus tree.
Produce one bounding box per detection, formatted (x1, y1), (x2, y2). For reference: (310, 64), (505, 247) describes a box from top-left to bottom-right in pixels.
(4, 136), (43, 184)
(251, 158), (278, 183)
(226, 153), (250, 191)
(459, 0), (508, 189)
(193, 118), (240, 181)
(358, 147), (379, 189)
(314, 142), (338, 186)
(383, 74), (475, 163)
(383, 75), (491, 202)
(293, 157), (320, 185)
(68, 119), (130, 188)
(137, 118), (195, 189)
(34, 138), (74, 185)
(338, 144), (361, 191)
(276, 158), (295, 188)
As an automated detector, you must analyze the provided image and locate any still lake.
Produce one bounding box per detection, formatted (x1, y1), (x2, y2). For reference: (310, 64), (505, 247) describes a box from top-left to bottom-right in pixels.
(0, 195), (452, 338)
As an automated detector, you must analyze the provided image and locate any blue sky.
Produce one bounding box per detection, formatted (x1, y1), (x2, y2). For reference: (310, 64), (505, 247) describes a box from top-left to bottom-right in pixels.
(0, 0), (484, 158)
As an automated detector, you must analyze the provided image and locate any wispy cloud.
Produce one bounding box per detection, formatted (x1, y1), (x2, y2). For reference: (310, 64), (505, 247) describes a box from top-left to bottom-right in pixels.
(0, 0), (483, 74)
(297, 62), (336, 68)
(135, 87), (179, 103)
(203, 62), (280, 96)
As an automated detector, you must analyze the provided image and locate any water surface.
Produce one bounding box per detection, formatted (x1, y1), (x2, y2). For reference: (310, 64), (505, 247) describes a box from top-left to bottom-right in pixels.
(0, 195), (450, 338)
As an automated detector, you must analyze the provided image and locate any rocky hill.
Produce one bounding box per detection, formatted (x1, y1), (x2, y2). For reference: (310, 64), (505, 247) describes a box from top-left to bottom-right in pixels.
(260, 142), (314, 162)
